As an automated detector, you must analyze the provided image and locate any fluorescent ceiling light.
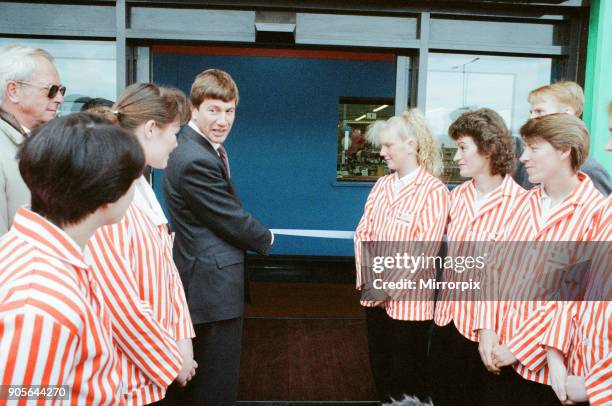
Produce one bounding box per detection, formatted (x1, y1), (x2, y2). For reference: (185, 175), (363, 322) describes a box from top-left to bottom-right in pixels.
(373, 104), (388, 112)
(355, 114), (367, 121)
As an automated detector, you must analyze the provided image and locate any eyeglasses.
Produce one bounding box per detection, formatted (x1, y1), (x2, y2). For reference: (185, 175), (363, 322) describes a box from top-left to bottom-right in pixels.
(14, 81), (66, 99)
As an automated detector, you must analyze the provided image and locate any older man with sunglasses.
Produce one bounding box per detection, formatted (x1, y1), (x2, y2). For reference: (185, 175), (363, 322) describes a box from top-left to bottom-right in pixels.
(0, 44), (65, 234)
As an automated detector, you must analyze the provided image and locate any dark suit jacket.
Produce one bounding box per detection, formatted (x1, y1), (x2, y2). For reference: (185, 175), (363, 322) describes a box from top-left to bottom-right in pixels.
(164, 125), (272, 325)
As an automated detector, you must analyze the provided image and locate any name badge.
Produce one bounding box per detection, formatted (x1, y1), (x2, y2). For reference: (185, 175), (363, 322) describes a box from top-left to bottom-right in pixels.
(397, 211), (413, 223)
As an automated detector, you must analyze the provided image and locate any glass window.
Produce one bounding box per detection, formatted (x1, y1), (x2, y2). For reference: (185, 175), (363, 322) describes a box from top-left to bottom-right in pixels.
(337, 97), (394, 182)
(426, 53), (552, 183)
(0, 38), (116, 115)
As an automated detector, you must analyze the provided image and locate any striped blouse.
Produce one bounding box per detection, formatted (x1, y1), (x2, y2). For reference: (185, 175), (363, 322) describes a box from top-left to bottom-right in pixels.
(87, 176), (194, 405)
(434, 175), (525, 342)
(354, 166), (449, 321)
(540, 202), (610, 405)
(477, 173), (608, 385)
(585, 354), (611, 406)
(0, 208), (121, 405)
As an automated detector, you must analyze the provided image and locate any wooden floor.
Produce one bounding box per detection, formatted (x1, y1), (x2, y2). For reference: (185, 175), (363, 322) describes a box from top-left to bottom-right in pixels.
(238, 282), (378, 401)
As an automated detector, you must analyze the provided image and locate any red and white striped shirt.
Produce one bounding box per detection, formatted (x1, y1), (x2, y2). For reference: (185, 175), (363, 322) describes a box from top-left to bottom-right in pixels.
(0, 208), (121, 405)
(434, 175), (525, 341)
(585, 354), (611, 406)
(477, 173), (608, 385)
(87, 177), (194, 405)
(540, 301), (611, 405)
(354, 166), (449, 321)
(540, 203), (611, 405)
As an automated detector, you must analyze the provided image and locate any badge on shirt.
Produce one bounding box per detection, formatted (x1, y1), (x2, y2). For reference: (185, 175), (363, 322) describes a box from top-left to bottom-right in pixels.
(396, 211), (413, 224)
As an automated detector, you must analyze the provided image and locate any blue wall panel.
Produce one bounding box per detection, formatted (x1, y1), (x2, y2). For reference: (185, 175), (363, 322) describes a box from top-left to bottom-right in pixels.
(152, 52), (395, 256)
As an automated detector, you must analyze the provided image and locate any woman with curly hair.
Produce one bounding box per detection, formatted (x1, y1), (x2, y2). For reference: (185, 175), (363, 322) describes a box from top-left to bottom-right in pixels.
(429, 108), (525, 406)
(354, 109), (449, 402)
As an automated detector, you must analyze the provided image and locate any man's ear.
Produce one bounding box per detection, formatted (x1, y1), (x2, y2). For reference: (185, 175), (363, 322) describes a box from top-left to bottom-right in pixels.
(563, 106), (577, 117)
(4, 81), (21, 103)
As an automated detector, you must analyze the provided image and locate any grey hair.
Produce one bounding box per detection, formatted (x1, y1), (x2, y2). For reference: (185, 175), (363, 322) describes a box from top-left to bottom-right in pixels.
(383, 395), (434, 406)
(0, 44), (54, 101)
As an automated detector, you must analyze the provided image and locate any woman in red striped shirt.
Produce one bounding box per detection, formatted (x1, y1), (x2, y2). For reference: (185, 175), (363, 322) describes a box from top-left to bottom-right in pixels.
(542, 199), (610, 405)
(354, 109), (448, 402)
(0, 113), (145, 405)
(429, 108), (525, 406)
(86, 84), (197, 405)
(476, 114), (608, 405)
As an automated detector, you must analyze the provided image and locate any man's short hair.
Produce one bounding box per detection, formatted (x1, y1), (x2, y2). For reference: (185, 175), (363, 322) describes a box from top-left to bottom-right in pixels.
(18, 113), (145, 227)
(528, 81), (584, 117)
(190, 69), (239, 108)
(448, 108), (516, 176)
(81, 97), (114, 112)
(520, 113), (589, 173)
(608, 100), (612, 116)
(0, 44), (54, 101)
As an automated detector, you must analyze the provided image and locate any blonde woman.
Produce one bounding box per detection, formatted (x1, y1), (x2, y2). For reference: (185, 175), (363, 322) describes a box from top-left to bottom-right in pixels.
(354, 109), (449, 402)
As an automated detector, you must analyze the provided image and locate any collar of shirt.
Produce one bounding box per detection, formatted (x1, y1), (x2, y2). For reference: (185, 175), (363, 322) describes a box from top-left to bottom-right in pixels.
(470, 175), (510, 212)
(393, 167), (419, 194)
(539, 186), (554, 222)
(133, 175), (168, 226)
(11, 207), (88, 269)
(474, 189), (494, 211)
(189, 121), (220, 152)
(0, 107), (28, 141)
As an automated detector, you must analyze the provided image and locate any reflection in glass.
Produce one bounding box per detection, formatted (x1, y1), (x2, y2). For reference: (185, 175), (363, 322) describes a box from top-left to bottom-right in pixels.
(0, 38), (116, 115)
(426, 53), (552, 184)
(337, 98), (394, 182)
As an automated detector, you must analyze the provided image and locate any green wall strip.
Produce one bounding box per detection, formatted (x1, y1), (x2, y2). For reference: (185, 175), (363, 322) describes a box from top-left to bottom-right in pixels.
(584, 0), (612, 173)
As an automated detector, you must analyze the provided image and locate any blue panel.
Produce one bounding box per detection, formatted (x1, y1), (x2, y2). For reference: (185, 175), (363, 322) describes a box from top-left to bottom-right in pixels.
(153, 52), (395, 256)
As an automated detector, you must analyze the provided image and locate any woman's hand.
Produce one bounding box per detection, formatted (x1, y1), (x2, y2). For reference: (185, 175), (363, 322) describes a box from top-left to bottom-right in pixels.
(478, 329), (501, 374)
(492, 344), (517, 368)
(547, 347), (571, 404)
(565, 375), (588, 404)
(176, 338), (198, 387)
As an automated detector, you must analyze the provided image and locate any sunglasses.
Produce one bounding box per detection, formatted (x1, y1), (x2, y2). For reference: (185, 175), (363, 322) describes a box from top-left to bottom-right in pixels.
(15, 81), (67, 99)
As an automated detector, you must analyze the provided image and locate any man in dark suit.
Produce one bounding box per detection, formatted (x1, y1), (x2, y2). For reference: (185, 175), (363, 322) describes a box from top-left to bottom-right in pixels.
(163, 69), (273, 405)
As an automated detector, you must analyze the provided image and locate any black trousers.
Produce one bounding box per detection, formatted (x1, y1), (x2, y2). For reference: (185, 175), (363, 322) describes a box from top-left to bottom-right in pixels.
(163, 317), (244, 406)
(429, 323), (487, 406)
(480, 364), (561, 406)
(365, 306), (431, 403)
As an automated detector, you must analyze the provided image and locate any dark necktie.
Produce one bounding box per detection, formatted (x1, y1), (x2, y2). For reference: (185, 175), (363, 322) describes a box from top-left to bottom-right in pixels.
(217, 144), (231, 178)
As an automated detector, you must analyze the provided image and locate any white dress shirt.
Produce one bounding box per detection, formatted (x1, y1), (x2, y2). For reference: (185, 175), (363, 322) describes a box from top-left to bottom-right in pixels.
(539, 187), (555, 224)
(189, 121), (220, 152)
(474, 189), (494, 212)
(134, 175), (168, 226)
(393, 167), (420, 196)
